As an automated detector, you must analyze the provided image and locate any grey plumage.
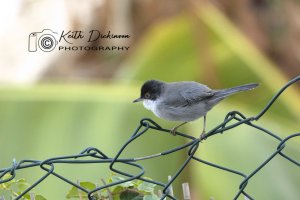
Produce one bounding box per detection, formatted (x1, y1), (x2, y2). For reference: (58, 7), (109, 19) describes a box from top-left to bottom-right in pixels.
(133, 80), (259, 136)
(213, 83), (259, 101)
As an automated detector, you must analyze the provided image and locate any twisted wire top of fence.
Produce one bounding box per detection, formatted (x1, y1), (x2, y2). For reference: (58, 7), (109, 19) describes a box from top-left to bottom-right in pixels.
(1, 76), (300, 200)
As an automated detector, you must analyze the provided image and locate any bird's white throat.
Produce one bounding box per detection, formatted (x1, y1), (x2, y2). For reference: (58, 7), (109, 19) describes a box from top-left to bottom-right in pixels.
(143, 99), (157, 112)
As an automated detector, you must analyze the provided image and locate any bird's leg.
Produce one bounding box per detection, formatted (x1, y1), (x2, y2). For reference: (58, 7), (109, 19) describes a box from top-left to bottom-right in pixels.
(170, 122), (188, 136)
(200, 115), (207, 139)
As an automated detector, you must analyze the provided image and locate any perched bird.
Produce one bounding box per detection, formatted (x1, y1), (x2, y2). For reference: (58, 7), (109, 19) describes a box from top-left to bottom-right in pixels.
(133, 80), (258, 137)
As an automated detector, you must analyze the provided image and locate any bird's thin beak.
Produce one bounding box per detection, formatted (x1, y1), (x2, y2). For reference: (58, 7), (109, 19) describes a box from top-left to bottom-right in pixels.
(133, 98), (143, 103)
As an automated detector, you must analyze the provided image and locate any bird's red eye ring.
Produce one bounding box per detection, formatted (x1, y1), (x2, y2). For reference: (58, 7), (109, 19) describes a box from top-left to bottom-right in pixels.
(145, 92), (150, 99)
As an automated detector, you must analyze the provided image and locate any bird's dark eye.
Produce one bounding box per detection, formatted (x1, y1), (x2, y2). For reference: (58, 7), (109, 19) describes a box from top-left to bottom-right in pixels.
(144, 92), (150, 99)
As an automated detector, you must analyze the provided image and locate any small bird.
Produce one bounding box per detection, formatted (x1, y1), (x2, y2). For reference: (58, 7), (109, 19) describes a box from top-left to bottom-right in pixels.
(133, 80), (258, 137)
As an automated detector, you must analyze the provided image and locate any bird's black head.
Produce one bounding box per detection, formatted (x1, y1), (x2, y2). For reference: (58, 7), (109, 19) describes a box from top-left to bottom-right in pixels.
(133, 80), (164, 103)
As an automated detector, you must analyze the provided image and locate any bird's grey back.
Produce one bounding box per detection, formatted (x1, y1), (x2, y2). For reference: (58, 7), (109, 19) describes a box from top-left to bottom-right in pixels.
(160, 81), (214, 107)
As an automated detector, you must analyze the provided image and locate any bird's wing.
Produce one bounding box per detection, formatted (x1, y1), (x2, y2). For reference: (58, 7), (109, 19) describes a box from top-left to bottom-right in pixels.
(178, 82), (215, 106)
(159, 82), (215, 108)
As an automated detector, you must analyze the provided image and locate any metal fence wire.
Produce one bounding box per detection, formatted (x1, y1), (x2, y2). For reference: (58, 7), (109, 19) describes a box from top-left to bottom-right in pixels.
(1, 76), (300, 200)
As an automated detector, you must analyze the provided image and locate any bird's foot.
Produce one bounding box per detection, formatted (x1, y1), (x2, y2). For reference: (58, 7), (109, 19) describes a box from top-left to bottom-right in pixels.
(170, 128), (177, 136)
(200, 130), (206, 141)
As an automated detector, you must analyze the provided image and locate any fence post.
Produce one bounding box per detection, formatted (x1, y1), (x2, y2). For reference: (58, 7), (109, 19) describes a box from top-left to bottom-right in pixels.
(77, 180), (83, 200)
(182, 182), (191, 200)
(167, 175), (174, 197)
(29, 192), (35, 200)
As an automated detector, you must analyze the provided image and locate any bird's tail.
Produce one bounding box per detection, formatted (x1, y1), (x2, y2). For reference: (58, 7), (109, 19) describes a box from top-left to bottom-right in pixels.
(212, 83), (259, 102)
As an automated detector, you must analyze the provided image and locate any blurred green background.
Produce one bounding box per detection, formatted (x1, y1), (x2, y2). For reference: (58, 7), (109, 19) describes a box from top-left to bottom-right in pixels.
(1, 0), (300, 199)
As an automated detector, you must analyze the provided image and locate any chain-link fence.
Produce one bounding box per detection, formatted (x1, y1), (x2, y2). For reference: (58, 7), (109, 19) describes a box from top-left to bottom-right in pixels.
(1, 76), (300, 200)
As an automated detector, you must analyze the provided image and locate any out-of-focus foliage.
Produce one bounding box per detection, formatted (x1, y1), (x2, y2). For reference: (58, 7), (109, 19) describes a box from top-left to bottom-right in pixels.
(121, 3), (300, 123)
(0, 174), (46, 200)
(66, 174), (159, 200)
(1, 1), (300, 200)
(117, 3), (300, 199)
(0, 84), (186, 199)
